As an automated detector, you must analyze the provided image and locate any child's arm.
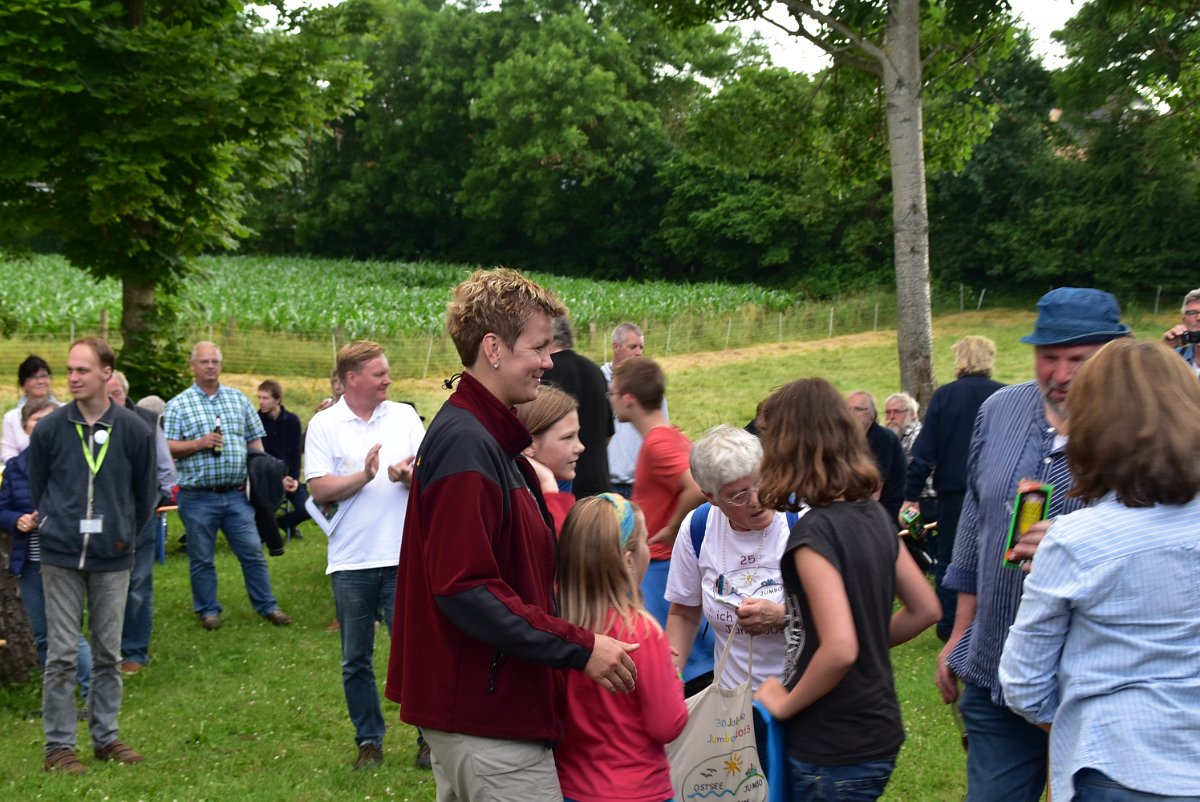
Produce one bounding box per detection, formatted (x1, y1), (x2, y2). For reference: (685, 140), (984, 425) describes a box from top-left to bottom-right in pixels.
(889, 539), (942, 646)
(754, 547), (856, 720)
(665, 602), (700, 677)
(633, 619), (689, 743)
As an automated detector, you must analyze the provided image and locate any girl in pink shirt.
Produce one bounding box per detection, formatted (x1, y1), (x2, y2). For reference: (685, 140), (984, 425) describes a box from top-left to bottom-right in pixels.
(556, 494), (688, 802)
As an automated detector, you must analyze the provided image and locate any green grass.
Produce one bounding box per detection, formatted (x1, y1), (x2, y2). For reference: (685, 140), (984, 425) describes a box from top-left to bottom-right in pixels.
(0, 518), (438, 800)
(1, 304), (1179, 800)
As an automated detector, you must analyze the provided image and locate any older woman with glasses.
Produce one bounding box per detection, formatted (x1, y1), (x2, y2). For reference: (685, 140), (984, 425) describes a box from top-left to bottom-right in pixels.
(2, 355), (60, 464)
(664, 424), (800, 694)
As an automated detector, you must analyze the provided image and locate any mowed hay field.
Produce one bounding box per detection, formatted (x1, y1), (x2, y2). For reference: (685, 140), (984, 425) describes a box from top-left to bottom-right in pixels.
(0, 307), (1179, 800)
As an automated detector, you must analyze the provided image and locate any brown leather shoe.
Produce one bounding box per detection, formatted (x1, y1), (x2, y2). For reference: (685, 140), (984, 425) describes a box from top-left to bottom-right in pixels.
(264, 608), (292, 627)
(45, 747), (87, 774)
(353, 742), (383, 770)
(95, 739), (144, 764)
(200, 614), (222, 631)
(120, 661), (144, 675)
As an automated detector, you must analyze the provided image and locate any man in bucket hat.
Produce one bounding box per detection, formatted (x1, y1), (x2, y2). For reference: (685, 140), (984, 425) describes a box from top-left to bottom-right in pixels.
(933, 288), (1130, 802)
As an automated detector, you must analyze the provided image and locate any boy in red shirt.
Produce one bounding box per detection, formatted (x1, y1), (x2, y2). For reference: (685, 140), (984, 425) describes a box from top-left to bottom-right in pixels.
(610, 357), (710, 689)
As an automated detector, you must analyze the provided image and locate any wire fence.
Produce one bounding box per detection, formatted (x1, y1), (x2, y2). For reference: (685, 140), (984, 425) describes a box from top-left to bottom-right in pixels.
(5, 282), (1183, 382)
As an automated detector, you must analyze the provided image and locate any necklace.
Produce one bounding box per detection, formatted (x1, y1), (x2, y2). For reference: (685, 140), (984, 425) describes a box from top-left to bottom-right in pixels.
(715, 517), (770, 596)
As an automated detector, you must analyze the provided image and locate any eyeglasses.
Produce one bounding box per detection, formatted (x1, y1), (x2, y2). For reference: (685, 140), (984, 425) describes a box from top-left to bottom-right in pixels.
(1184, 310), (1200, 318)
(884, 408), (907, 417)
(27, 372), (50, 381)
(720, 482), (761, 507)
(850, 406), (871, 414)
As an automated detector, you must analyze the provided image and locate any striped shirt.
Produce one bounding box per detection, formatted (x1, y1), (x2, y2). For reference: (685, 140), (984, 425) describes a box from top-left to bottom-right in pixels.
(942, 380), (1088, 705)
(999, 495), (1200, 801)
(163, 383), (266, 488)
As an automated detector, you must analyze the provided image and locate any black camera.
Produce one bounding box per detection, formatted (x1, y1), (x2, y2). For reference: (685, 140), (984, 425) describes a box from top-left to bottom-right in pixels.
(1180, 330), (1200, 345)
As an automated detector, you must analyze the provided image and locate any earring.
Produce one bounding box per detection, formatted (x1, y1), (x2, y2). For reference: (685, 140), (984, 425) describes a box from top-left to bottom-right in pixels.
(492, 362), (500, 370)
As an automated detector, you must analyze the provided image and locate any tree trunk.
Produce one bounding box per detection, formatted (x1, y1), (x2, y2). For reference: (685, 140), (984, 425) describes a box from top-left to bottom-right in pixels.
(882, 0), (936, 410)
(0, 539), (37, 684)
(122, 275), (156, 348)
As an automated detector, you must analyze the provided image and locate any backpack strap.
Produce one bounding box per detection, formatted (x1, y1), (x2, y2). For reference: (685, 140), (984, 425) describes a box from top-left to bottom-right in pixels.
(689, 502), (713, 557)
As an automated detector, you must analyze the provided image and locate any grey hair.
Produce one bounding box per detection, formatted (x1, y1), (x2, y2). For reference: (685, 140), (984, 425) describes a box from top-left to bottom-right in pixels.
(110, 369), (130, 396)
(1183, 289), (1200, 313)
(552, 316), (575, 349)
(848, 390), (877, 419)
(136, 395), (166, 417)
(690, 424), (763, 496)
(885, 392), (919, 418)
(190, 341), (223, 362)
(610, 321), (643, 345)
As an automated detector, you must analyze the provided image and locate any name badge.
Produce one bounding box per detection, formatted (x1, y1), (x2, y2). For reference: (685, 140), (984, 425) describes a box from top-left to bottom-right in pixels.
(80, 517), (104, 535)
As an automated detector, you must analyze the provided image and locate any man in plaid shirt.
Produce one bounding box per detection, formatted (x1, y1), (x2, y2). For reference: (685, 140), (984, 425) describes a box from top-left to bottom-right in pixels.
(163, 342), (291, 631)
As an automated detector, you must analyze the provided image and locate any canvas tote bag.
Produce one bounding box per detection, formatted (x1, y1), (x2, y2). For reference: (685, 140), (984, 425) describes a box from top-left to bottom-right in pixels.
(667, 634), (768, 802)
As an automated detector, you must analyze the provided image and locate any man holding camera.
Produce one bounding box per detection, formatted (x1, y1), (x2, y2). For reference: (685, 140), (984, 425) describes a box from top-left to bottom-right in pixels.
(1161, 288), (1200, 377)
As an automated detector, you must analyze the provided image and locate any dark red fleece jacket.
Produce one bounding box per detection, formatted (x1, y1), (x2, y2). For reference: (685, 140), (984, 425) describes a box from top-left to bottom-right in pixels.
(386, 372), (595, 741)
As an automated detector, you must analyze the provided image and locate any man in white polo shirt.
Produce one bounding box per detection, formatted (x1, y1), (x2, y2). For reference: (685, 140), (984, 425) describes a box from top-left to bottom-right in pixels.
(305, 340), (425, 771)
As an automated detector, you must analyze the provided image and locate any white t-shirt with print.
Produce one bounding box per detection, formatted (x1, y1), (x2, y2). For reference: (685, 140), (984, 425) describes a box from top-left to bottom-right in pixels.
(665, 505), (802, 688)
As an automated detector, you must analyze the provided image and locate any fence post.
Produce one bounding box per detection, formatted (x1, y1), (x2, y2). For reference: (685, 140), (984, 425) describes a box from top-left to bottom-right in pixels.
(977, 288), (987, 310)
(960, 283), (964, 312)
(828, 307), (834, 339)
(423, 336), (434, 379)
(873, 303), (879, 331)
(665, 323), (673, 356)
(1155, 286), (1162, 315)
(778, 312), (783, 343)
(724, 318), (733, 350)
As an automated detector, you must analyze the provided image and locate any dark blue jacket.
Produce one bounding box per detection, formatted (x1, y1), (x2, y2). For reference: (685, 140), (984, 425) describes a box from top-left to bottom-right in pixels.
(0, 448), (35, 575)
(905, 373), (1006, 499)
(865, 421), (906, 521)
(259, 406), (302, 480)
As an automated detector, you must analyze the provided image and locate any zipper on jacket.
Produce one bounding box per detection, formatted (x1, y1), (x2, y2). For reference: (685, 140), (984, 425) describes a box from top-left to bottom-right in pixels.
(488, 650), (505, 693)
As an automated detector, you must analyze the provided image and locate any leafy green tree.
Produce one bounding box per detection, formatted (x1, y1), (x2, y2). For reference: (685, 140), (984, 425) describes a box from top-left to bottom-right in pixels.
(0, 0), (365, 396)
(638, 0), (1016, 407)
(254, 0), (750, 276)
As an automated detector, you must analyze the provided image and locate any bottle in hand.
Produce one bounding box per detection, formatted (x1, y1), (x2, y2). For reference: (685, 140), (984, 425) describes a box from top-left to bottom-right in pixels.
(212, 415), (223, 457)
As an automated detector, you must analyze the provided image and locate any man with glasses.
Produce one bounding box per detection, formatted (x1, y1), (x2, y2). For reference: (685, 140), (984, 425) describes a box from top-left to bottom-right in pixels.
(847, 390), (907, 522)
(163, 342), (291, 631)
(1161, 288), (1200, 377)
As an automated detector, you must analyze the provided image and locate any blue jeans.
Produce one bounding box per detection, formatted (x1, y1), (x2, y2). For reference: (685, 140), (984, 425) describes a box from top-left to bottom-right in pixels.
(1073, 769), (1200, 801)
(960, 682), (1047, 802)
(641, 559), (714, 683)
(177, 487), (278, 617)
(120, 513), (158, 664)
(789, 755), (897, 802)
(41, 564), (129, 754)
(330, 567), (395, 747)
(18, 560), (92, 701)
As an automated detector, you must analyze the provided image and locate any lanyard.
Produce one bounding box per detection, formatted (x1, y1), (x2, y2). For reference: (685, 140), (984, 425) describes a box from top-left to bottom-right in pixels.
(75, 422), (112, 476)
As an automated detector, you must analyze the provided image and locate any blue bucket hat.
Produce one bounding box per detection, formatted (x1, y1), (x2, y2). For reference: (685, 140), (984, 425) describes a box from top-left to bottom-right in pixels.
(1020, 287), (1131, 347)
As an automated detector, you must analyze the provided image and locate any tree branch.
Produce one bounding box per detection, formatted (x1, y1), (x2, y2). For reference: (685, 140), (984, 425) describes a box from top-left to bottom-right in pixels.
(775, 0), (888, 65)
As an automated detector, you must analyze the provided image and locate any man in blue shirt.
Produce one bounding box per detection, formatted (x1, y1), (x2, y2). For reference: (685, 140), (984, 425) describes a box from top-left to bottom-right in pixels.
(163, 342), (291, 631)
(935, 288), (1131, 802)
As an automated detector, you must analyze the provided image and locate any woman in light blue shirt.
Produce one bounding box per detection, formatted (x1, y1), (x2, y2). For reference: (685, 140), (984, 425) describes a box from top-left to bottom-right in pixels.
(1000, 338), (1200, 802)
